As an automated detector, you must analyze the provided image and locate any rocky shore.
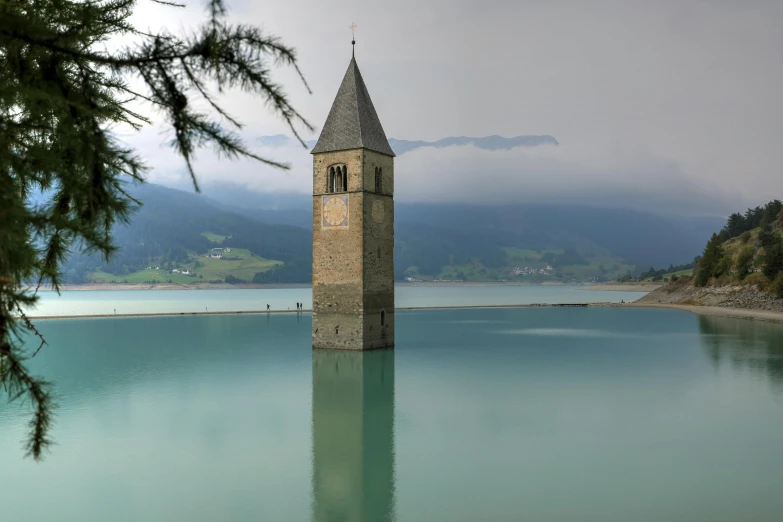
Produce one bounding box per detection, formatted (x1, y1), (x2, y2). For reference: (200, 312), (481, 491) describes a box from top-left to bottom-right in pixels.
(582, 282), (662, 292)
(636, 278), (783, 313)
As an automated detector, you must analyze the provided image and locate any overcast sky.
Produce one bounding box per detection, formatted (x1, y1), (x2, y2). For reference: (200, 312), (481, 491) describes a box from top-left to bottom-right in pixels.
(123, 0), (783, 216)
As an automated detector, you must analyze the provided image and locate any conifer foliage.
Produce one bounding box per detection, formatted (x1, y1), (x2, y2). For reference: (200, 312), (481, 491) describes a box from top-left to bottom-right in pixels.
(694, 233), (725, 287)
(694, 199), (783, 290)
(1, 0), (311, 459)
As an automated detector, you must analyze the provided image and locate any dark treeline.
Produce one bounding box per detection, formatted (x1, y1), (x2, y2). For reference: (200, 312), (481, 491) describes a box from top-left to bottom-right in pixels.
(637, 259), (698, 281)
(694, 199), (783, 296)
(717, 200), (782, 243)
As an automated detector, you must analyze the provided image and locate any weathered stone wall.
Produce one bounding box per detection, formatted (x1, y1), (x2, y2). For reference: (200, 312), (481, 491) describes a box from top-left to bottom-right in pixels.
(312, 150), (364, 349)
(362, 149), (394, 196)
(313, 149), (365, 194)
(362, 150), (395, 348)
(312, 148), (395, 350)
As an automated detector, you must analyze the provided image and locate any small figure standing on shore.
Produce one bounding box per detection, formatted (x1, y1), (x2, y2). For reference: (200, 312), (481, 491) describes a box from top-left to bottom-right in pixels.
(266, 304), (270, 311)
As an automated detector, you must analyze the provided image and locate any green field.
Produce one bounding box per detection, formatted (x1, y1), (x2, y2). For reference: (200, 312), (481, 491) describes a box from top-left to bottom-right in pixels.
(504, 247), (550, 265)
(201, 231), (227, 244)
(88, 247), (281, 284)
(187, 248), (280, 281)
(89, 269), (198, 284)
(666, 268), (694, 278)
(638, 268), (694, 282)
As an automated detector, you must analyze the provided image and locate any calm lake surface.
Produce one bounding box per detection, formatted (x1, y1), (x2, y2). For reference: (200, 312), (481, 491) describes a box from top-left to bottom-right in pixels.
(2, 308), (783, 521)
(28, 284), (646, 316)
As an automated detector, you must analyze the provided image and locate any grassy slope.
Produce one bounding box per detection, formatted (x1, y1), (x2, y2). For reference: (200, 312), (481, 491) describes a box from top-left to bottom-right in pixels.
(721, 227), (783, 267)
(90, 269), (196, 284)
(666, 268), (694, 278)
(201, 231), (227, 244)
(404, 247), (634, 282)
(187, 248), (280, 281)
(639, 268), (694, 282)
(653, 226), (783, 286)
(89, 246), (280, 283)
(636, 230), (782, 283)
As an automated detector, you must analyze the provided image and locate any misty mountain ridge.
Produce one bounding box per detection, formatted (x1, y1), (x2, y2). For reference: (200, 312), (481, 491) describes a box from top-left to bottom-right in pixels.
(195, 184), (721, 268)
(57, 183), (724, 285)
(256, 134), (559, 155)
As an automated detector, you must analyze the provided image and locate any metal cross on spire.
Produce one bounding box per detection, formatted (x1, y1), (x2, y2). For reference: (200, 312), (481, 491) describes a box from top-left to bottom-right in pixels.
(350, 22), (357, 56)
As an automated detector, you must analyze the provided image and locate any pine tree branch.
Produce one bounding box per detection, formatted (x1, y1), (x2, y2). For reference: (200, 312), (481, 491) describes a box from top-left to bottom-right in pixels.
(151, 0), (185, 6)
(15, 305), (47, 357)
(1, 0), (312, 460)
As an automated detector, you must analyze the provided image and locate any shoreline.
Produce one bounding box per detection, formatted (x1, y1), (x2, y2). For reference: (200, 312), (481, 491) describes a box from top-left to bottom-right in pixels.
(626, 303), (783, 324)
(40, 281), (627, 292)
(26, 303), (601, 320)
(581, 283), (662, 292)
(25, 302), (783, 323)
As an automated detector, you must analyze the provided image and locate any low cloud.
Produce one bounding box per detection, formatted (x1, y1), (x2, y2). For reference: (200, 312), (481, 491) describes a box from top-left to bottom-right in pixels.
(114, 0), (783, 219)
(394, 140), (735, 216)
(130, 126), (736, 216)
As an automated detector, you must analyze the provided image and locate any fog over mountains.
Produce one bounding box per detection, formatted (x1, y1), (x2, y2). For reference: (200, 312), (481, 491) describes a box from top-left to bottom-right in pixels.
(149, 131), (740, 217)
(54, 180), (723, 284)
(256, 134), (559, 155)
(200, 183), (720, 268)
(52, 131), (745, 283)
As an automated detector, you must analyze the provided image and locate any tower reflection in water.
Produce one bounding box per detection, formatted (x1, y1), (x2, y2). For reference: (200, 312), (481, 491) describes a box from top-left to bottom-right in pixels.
(311, 349), (395, 522)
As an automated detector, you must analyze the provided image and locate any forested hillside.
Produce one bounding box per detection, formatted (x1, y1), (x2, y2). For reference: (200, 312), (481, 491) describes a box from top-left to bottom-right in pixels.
(60, 184), (312, 284)
(693, 200), (783, 295)
(56, 183), (723, 285)
(394, 220), (632, 282)
(198, 186), (719, 268)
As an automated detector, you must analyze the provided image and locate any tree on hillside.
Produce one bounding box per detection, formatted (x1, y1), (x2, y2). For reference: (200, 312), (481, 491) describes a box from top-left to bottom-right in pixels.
(758, 226), (776, 249)
(726, 212), (745, 238)
(762, 241), (783, 282)
(1, 0), (311, 459)
(773, 272), (783, 299)
(717, 201), (781, 243)
(715, 256), (729, 278)
(695, 233), (725, 287)
(735, 247), (755, 281)
(760, 200), (782, 229)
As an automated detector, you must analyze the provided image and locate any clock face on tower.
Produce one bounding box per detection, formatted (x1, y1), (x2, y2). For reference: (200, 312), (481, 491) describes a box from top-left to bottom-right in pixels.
(372, 200), (384, 223)
(322, 195), (349, 227)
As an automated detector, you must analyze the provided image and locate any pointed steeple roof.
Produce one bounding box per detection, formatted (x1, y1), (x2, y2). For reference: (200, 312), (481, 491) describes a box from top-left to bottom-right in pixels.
(311, 57), (395, 157)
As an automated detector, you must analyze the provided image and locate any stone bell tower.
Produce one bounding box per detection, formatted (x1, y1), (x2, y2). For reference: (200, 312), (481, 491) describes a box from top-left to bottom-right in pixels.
(311, 50), (395, 350)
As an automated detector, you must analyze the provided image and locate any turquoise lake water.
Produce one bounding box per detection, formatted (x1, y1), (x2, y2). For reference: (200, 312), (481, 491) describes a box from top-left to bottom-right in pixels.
(2, 307), (783, 521)
(28, 284), (646, 316)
